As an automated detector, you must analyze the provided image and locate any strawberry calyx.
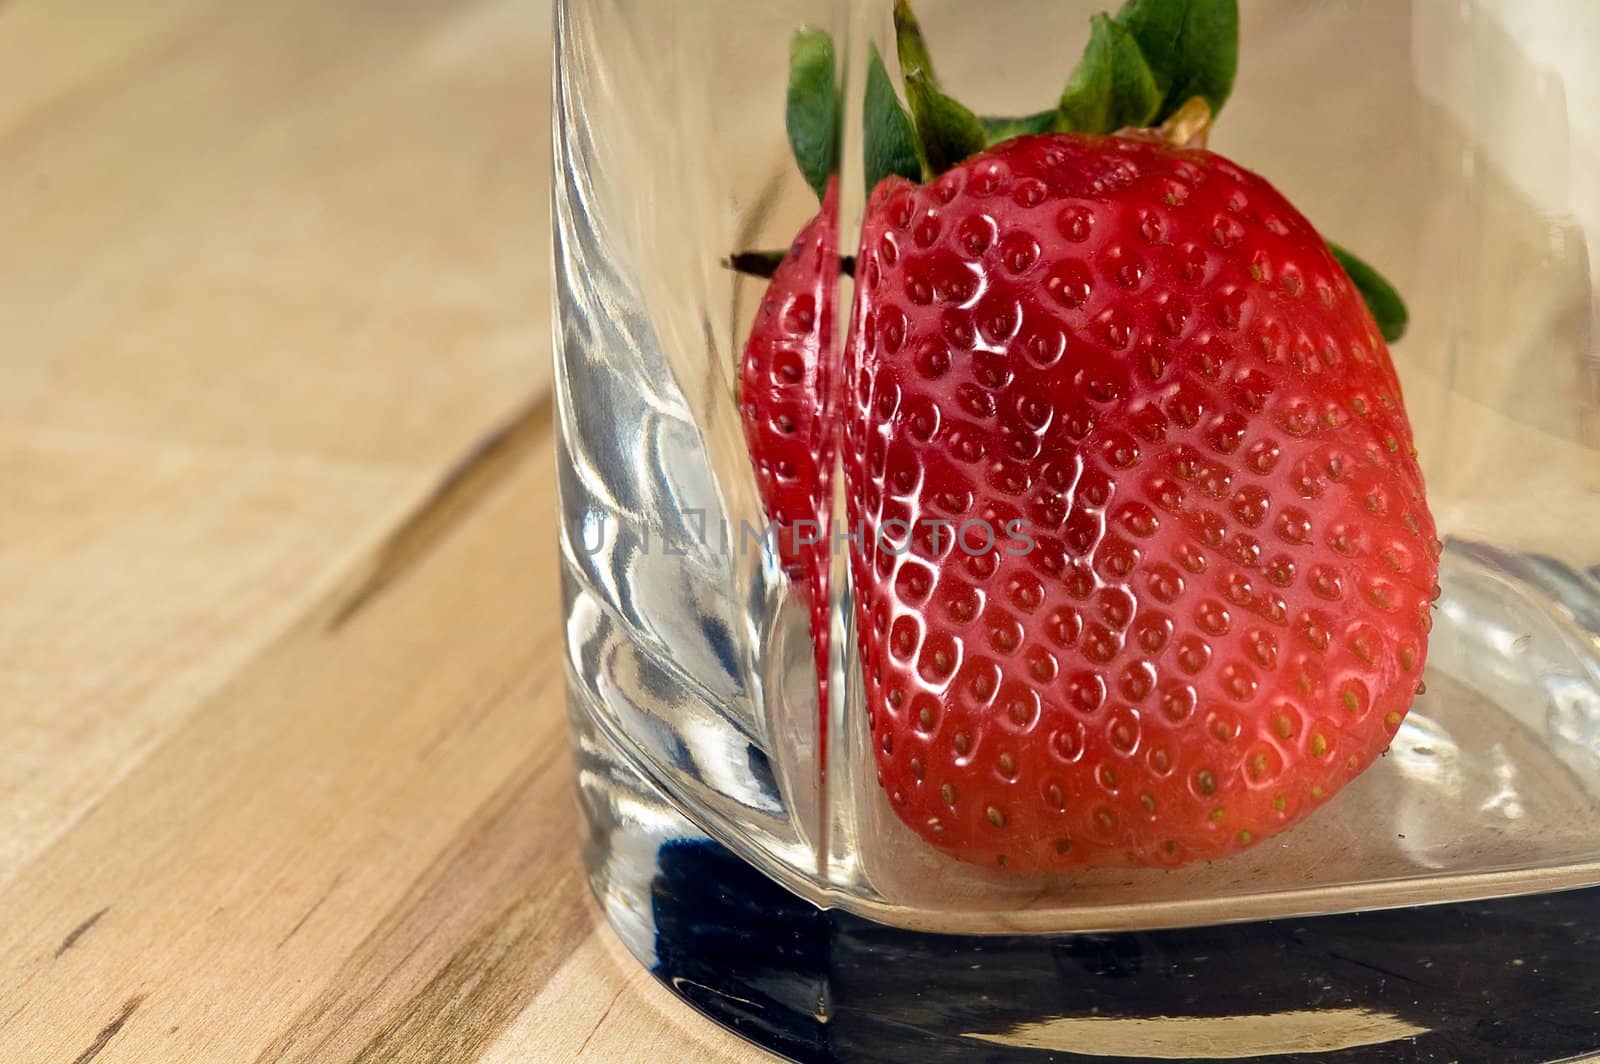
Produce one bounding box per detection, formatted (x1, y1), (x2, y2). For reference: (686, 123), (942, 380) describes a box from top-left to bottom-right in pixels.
(737, 0), (1403, 348)
(869, 0), (1407, 342)
(879, 0), (1234, 179)
(785, 27), (841, 202)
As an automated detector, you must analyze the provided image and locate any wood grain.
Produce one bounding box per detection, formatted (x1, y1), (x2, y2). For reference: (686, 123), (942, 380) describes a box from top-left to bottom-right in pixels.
(0, 0), (770, 1059)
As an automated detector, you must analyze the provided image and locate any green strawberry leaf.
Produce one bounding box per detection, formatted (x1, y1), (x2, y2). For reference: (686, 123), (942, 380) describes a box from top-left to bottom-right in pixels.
(785, 27), (839, 201)
(864, 43), (924, 190)
(1329, 243), (1409, 343)
(1114, 0), (1238, 123)
(898, 0), (1055, 153)
(895, 1), (986, 173)
(1056, 13), (1162, 134)
(892, 0), (939, 89)
(980, 109), (1059, 144)
(903, 69), (987, 173)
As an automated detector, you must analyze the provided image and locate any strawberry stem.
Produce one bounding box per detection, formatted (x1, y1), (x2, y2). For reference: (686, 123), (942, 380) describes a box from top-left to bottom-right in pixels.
(1154, 95), (1213, 147)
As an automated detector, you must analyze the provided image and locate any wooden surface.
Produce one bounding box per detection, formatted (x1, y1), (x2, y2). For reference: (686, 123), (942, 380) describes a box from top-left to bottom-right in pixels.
(5, 1), (1598, 1062)
(0, 0), (767, 1060)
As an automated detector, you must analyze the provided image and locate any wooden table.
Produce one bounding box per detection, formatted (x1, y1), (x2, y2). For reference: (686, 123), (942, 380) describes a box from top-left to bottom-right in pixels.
(0, 0), (766, 1059)
(7, 1), (1599, 1062)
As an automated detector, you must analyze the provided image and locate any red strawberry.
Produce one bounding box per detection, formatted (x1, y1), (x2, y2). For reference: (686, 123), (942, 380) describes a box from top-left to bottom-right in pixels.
(741, 178), (839, 738)
(845, 135), (1437, 871)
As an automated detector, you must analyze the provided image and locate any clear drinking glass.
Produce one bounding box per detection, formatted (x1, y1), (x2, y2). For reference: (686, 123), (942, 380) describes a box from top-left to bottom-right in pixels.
(554, 1), (1600, 1059)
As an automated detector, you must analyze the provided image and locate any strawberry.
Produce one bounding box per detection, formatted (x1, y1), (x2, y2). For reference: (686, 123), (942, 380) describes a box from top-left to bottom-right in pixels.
(842, 1), (1436, 870)
(730, 28), (842, 747)
(740, 178), (839, 734)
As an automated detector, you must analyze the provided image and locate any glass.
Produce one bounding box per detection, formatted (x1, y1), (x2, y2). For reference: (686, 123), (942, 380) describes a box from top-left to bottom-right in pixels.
(554, 0), (1600, 1056)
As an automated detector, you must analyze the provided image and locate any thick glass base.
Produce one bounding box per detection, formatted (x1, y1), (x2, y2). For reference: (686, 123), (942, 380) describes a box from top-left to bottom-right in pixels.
(575, 696), (1600, 1064)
